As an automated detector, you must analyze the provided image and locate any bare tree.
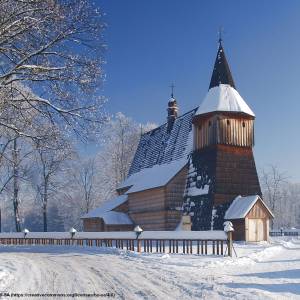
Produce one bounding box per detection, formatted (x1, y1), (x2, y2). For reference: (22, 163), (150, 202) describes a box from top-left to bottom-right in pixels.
(260, 165), (288, 229)
(12, 137), (21, 231)
(0, 133), (33, 231)
(32, 134), (73, 232)
(71, 158), (97, 214)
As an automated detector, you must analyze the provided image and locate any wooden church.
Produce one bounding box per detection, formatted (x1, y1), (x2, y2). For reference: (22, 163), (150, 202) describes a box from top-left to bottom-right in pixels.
(82, 39), (273, 241)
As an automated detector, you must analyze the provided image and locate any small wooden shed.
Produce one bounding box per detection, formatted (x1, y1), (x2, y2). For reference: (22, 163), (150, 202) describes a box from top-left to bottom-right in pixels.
(225, 195), (274, 241)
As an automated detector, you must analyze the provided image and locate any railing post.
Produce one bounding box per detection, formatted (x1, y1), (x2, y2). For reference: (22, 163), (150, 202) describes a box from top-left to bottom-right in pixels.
(137, 239), (141, 253)
(224, 221), (234, 257)
(227, 231), (233, 257)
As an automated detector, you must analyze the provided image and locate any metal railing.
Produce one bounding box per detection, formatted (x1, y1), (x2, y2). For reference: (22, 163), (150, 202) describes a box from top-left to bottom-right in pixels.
(270, 230), (299, 237)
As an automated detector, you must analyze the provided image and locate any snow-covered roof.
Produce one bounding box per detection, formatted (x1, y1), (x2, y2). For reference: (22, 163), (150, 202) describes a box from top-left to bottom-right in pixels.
(225, 195), (274, 220)
(119, 159), (187, 194)
(99, 211), (133, 225)
(196, 84), (255, 117)
(81, 195), (128, 219)
(128, 108), (197, 176)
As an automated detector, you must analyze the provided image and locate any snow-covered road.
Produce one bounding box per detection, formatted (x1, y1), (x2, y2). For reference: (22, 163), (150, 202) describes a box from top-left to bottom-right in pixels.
(0, 239), (299, 299)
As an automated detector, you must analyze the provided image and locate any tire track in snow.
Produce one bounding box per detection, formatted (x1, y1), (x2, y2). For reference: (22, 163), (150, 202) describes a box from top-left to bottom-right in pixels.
(0, 243), (299, 300)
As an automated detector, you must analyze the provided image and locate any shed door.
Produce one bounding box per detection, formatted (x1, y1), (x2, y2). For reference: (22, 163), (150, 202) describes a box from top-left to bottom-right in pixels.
(248, 219), (265, 241)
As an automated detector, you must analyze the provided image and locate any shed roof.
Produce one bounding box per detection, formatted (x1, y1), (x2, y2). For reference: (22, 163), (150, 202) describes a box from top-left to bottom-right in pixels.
(81, 195), (128, 219)
(98, 211), (133, 225)
(224, 195), (274, 220)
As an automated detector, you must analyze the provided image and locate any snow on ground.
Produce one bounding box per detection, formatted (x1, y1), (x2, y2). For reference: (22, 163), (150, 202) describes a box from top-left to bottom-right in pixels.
(0, 237), (299, 299)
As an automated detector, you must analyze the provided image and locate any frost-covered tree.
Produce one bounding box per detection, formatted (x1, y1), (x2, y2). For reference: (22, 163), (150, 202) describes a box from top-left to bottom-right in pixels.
(0, 0), (107, 140)
(0, 135), (33, 231)
(59, 113), (156, 229)
(97, 113), (156, 199)
(0, 0), (107, 231)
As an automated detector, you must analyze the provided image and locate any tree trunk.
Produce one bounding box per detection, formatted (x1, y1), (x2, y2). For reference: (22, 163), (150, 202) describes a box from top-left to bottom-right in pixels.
(43, 183), (48, 232)
(12, 138), (21, 232)
(43, 205), (47, 232)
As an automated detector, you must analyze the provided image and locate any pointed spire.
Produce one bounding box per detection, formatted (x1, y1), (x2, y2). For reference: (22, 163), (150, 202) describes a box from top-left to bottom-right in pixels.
(209, 40), (236, 90)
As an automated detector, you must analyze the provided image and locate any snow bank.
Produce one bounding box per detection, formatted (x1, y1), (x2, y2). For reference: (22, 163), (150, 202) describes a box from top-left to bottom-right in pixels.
(0, 268), (13, 292)
(0, 239), (299, 299)
(270, 237), (300, 249)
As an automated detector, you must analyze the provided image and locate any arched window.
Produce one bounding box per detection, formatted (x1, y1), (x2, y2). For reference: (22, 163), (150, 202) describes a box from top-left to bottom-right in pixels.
(227, 120), (230, 126)
(242, 121), (245, 128)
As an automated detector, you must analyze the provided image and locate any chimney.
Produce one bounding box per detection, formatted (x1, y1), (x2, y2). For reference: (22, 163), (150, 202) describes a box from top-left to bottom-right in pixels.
(167, 97), (178, 133)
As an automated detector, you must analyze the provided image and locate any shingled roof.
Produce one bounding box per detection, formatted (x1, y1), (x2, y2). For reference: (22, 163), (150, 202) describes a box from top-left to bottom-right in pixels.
(209, 41), (235, 90)
(128, 108), (198, 176)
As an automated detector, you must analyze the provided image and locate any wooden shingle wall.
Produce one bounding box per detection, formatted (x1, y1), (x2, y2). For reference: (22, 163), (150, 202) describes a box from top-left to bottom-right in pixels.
(128, 187), (166, 230)
(194, 114), (254, 150)
(83, 218), (133, 232)
(83, 218), (104, 232)
(128, 166), (187, 230)
(165, 166), (188, 230)
(214, 144), (262, 206)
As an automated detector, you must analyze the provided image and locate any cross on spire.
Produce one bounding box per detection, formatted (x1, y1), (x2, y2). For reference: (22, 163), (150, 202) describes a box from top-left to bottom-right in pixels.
(169, 83), (175, 98)
(218, 26), (224, 44)
(209, 32), (236, 90)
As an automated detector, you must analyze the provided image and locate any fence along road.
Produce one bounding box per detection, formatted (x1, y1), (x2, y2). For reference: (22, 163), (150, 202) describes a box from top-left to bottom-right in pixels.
(0, 230), (233, 256)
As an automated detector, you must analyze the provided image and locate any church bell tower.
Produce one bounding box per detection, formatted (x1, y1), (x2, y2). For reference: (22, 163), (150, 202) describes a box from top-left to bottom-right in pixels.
(183, 39), (261, 230)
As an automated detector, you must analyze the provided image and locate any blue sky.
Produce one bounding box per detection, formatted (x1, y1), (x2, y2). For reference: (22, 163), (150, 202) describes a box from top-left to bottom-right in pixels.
(97, 0), (300, 182)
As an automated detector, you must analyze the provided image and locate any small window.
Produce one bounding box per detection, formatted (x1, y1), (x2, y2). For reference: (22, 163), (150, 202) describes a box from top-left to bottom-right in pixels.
(227, 120), (230, 126)
(208, 121), (212, 127)
(242, 121), (246, 128)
